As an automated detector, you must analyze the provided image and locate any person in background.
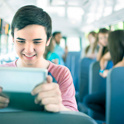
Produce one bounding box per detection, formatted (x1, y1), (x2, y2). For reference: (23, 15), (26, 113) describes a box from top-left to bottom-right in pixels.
(97, 28), (109, 61)
(84, 30), (124, 121)
(53, 32), (68, 65)
(44, 37), (61, 64)
(100, 30), (124, 78)
(84, 31), (98, 59)
(99, 52), (111, 77)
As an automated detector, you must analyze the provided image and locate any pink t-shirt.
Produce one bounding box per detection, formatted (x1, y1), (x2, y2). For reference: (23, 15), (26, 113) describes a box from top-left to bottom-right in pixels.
(0, 60), (78, 111)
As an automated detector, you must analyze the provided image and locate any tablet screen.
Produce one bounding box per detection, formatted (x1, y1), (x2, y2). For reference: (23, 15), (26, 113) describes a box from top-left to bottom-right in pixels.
(0, 67), (47, 93)
(0, 67), (47, 111)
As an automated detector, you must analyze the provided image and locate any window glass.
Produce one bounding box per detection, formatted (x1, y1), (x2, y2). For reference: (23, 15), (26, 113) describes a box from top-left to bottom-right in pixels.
(67, 37), (80, 51)
(111, 22), (123, 30)
(1, 34), (8, 55)
(60, 38), (66, 49)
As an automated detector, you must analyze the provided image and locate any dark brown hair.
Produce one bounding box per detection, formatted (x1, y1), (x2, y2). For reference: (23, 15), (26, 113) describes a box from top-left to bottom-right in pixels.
(108, 30), (124, 65)
(11, 5), (52, 41)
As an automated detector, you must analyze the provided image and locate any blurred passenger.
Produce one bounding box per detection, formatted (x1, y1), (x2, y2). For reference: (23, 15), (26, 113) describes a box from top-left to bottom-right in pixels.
(100, 52), (111, 70)
(53, 32), (68, 65)
(99, 52), (111, 77)
(100, 30), (124, 77)
(84, 31), (98, 59)
(84, 30), (124, 121)
(44, 38), (61, 64)
(97, 28), (109, 61)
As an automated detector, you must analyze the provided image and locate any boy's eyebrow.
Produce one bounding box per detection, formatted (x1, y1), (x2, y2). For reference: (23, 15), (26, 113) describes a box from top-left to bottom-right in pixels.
(16, 37), (25, 40)
(33, 38), (42, 41)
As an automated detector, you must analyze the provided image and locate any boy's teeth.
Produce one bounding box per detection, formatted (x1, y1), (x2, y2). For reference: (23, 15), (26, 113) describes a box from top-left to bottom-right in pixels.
(25, 55), (34, 57)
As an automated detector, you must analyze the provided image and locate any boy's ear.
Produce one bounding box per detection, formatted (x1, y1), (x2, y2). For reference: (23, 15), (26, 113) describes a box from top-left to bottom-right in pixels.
(46, 37), (52, 46)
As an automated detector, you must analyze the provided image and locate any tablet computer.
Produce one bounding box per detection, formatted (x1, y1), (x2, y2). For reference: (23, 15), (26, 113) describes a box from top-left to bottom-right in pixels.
(0, 67), (47, 111)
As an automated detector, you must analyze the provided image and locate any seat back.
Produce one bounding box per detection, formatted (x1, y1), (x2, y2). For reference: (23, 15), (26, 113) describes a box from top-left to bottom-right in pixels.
(106, 67), (124, 124)
(89, 61), (106, 94)
(89, 60), (113, 94)
(79, 57), (96, 102)
(65, 52), (81, 92)
(0, 111), (97, 124)
(88, 61), (113, 120)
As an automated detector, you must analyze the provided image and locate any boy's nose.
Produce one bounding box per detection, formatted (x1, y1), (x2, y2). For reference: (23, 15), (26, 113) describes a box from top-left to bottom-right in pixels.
(24, 43), (34, 53)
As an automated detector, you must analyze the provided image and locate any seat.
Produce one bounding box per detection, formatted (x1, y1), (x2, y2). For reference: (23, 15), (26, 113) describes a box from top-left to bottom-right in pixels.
(0, 111), (97, 124)
(77, 58), (96, 113)
(89, 61), (106, 94)
(79, 57), (96, 102)
(88, 61), (106, 120)
(88, 61), (113, 120)
(106, 67), (124, 124)
(65, 52), (81, 92)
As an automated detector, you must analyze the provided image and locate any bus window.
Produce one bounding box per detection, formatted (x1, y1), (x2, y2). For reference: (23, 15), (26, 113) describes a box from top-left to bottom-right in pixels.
(111, 21), (123, 31)
(8, 34), (14, 53)
(60, 37), (66, 49)
(1, 34), (8, 55)
(67, 37), (80, 51)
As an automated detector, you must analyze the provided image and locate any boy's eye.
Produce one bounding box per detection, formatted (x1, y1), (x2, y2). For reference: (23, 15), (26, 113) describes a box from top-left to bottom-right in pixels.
(18, 41), (25, 43)
(34, 41), (41, 44)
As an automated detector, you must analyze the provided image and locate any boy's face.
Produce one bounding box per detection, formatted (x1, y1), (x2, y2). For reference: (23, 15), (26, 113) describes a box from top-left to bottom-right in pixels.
(13, 25), (50, 66)
(98, 33), (108, 46)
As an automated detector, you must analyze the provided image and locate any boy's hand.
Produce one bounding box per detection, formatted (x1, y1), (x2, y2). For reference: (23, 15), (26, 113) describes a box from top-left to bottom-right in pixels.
(0, 87), (9, 109)
(31, 76), (69, 112)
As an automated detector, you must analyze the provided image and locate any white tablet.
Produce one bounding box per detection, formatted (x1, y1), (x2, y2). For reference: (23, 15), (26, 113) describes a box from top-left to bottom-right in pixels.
(0, 67), (47, 111)
(0, 67), (47, 93)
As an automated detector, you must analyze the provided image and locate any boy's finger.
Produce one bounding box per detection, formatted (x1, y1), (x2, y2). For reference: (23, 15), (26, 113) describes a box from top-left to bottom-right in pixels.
(0, 103), (8, 108)
(31, 83), (56, 95)
(47, 75), (53, 83)
(0, 96), (9, 104)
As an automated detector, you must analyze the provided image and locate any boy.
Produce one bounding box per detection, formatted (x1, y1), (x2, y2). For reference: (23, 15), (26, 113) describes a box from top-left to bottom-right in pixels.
(0, 5), (78, 112)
